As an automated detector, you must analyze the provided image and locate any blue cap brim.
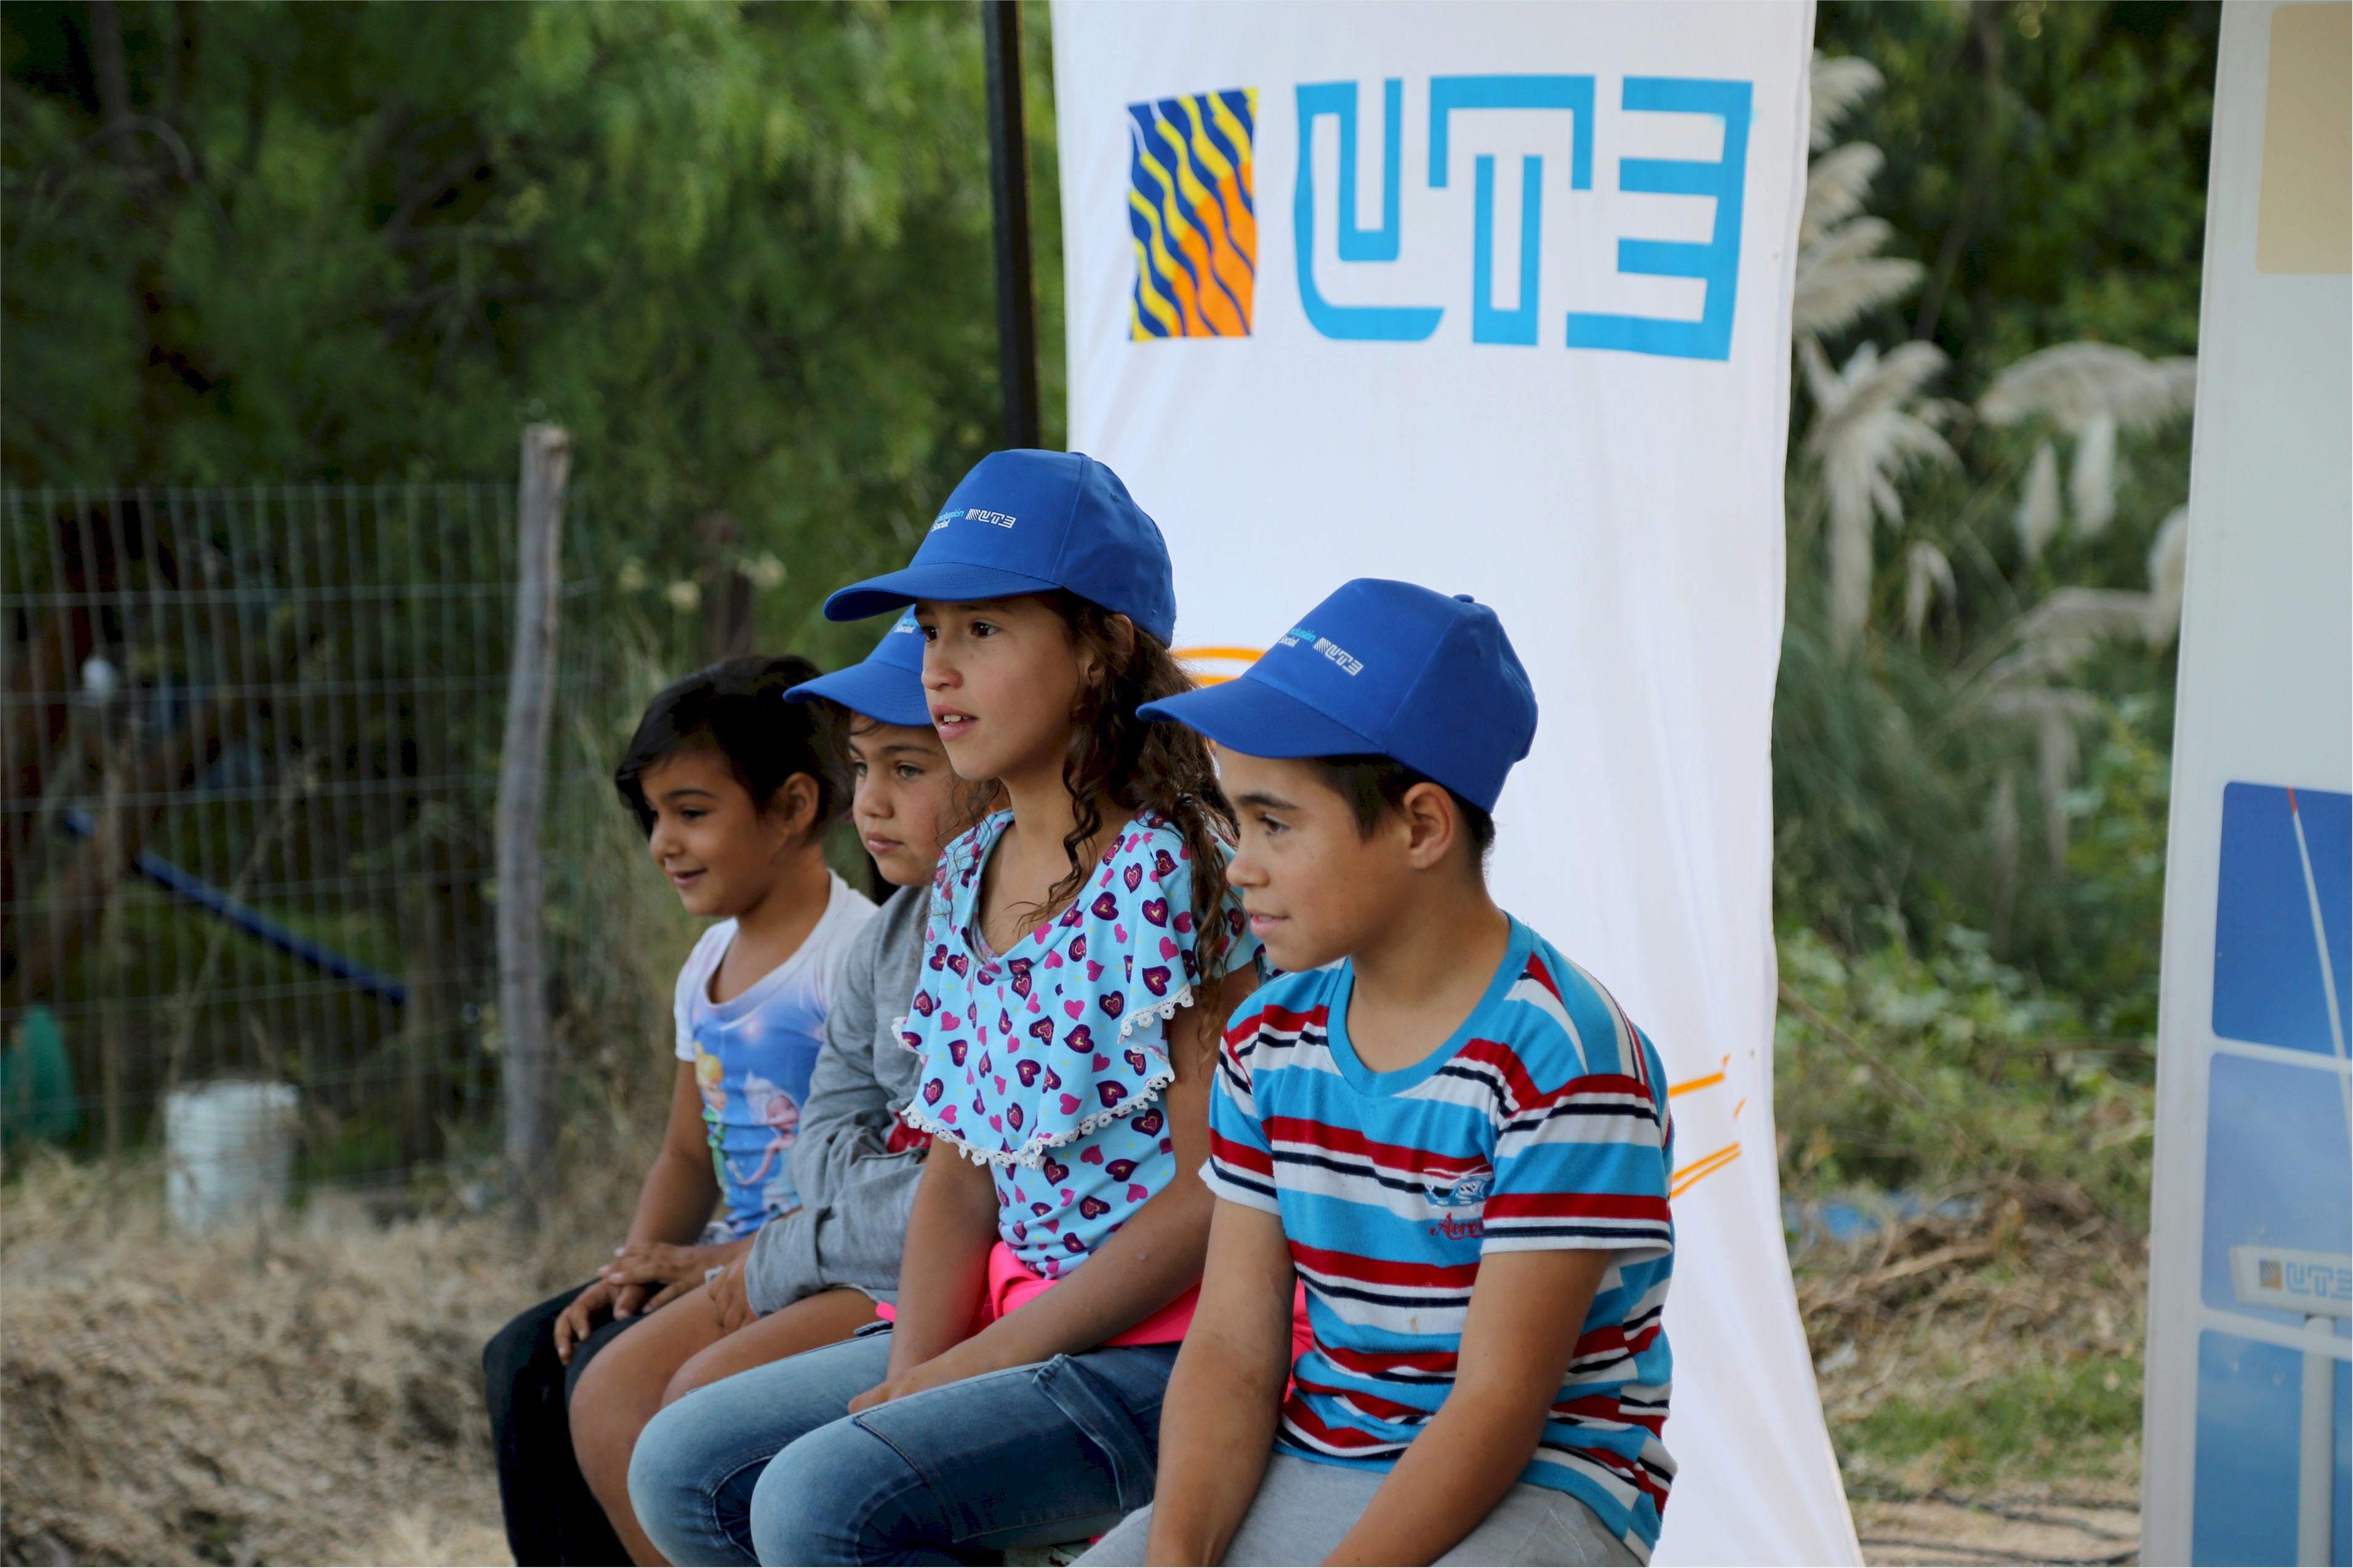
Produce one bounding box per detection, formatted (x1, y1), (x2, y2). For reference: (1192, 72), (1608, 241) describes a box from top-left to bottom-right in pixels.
(784, 665), (934, 729)
(824, 562), (1064, 622)
(1138, 675), (1380, 760)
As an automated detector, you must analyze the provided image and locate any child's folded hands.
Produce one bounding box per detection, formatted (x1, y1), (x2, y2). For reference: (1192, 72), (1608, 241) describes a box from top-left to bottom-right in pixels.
(598, 1235), (756, 1316)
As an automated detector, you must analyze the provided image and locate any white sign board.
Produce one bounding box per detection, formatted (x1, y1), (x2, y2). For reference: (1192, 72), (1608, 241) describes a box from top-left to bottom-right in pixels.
(2138, 6), (2353, 1566)
(1051, 4), (1854, 1562)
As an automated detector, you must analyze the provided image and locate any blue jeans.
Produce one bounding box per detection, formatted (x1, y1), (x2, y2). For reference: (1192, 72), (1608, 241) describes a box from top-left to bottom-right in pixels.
(628, 1326), (1179, 1566)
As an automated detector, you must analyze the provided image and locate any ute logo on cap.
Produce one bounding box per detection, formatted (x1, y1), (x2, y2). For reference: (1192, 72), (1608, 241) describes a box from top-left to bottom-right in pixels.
(931, 507), (1018, 531)
(1281, 624), (1363, 676)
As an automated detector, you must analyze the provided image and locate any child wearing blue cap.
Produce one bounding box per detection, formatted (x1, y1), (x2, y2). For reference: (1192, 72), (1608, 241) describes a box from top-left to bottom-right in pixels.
(1078, 579), (1677, 1567)
(562, 619), (987, 1561)
(629, 451), (1271, 1566)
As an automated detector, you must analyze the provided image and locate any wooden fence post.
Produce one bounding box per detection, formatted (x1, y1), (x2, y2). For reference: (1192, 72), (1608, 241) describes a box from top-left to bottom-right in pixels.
(498, 424), (570, 1230)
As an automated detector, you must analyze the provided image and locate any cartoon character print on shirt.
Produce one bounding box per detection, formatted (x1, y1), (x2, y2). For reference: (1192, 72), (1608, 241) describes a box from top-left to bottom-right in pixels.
(894, 810), (1259, 1276)
(728, 1071), (801, 1203)
(693, 1048), (731, 1190)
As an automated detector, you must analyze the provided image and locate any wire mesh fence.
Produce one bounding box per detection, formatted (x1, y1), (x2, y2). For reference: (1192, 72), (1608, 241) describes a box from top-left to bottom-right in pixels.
(2, 484), (524, 1192)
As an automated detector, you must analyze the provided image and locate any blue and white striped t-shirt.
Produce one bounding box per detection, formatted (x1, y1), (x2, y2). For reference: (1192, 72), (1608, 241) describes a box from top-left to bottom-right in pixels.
(1203, 917), (1677, 1562)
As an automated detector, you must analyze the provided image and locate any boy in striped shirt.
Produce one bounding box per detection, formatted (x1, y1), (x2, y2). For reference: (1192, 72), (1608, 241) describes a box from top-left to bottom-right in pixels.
(1082, 579), (1674, 1567)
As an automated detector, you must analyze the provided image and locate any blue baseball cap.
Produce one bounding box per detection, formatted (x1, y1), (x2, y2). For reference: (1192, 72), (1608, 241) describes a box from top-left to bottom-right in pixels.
(783, 610), (932, 728)
(1137, 579), (1537, 812)
(822, 450), (1177, 645)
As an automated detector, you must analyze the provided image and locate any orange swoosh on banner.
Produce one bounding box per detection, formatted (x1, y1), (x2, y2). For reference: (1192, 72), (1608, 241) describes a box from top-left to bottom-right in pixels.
(1174, 645), (1265, 687)
(1670, 1142), (1742, 1198)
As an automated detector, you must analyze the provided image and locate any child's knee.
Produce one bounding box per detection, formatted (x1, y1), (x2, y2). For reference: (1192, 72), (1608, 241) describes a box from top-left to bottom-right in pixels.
(748, 1419), (911, 1562)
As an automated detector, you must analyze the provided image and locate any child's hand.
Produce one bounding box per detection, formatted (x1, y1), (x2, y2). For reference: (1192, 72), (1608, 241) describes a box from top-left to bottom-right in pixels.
(553, 1278), (630, 1364)
(596, 1235), (753, 1317)
(707, 1257), (757, 1335)
(845, 1339), (997, 1413)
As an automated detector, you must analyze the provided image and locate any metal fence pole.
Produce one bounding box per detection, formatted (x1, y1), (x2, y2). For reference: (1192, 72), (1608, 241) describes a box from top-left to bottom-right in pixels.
(498, 425), (570, 1229)
(982, 0), (1041, 451)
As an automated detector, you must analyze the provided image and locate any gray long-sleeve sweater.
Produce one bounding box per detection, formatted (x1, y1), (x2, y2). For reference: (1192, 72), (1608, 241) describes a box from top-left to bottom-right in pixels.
(743, 881), (928, 1315)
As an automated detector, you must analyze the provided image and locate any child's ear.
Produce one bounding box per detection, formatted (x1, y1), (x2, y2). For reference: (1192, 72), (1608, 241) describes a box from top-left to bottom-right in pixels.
(1397, 781), (1461, 872)
(768, 771), (826, 841)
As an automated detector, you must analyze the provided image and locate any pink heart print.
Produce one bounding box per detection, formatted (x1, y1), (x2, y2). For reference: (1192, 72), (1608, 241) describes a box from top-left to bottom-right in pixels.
(1159, 937), (1180, 959)
(1080, 1146), (1105, 1164)
(1126, 1184), (1150, 1203)
(1086, 960), (1105, 982)
(1059, 1093), (1081, 1115)
(1174, 910), (1194, 934)
(1065, 1001), (1085, 1019)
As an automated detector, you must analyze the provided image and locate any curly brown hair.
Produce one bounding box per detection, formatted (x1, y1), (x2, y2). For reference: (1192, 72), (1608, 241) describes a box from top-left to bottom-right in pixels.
(1029, 589), (1239, 1015)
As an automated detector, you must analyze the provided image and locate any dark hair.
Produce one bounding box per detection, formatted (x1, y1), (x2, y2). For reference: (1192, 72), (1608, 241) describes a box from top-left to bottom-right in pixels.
(1043, 590), (1238, 1000)
(614, 655), (842, 835)
(1304, 755), (1495, 870)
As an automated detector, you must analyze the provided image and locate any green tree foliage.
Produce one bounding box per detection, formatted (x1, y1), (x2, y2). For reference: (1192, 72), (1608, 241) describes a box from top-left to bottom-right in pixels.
(3, 0), (1062, 666)
(1815, 0), (2218, 375)
(1779, 6), (2214, 1017)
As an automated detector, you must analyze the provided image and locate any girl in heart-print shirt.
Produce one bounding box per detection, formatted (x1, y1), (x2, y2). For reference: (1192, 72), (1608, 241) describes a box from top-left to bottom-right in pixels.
(902, 806), (1260, 1278)
(621, 456), (1288, 1567)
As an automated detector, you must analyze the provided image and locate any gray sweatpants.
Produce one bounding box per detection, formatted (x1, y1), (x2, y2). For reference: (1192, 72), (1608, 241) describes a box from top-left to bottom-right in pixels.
(1073, 1452), (1644, 1567)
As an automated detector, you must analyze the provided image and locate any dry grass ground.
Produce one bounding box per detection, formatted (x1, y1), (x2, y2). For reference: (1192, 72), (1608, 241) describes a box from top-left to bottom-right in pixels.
(6, 1153), (2148, 1566)
(0, 1147), (638, 1568)
(1798, 1179), (2148, 1566)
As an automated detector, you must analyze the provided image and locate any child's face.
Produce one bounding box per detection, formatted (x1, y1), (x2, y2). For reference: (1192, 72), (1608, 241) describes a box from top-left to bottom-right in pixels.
(640, 744), (805, 918)
(914, 595), (1092, 784)
(845, 718), (966, 886)
(1220, 747), (1444, 973)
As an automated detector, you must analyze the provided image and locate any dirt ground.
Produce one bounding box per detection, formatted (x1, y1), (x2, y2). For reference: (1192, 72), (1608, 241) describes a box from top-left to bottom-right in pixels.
(2, 1152), (2147, 1567)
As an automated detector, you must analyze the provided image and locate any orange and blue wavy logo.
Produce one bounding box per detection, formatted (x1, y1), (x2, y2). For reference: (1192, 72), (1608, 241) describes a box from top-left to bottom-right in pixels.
(1127, 90), (1257, 338)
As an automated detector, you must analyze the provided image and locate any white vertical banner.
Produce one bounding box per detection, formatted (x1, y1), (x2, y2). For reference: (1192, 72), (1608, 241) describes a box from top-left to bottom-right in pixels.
(2140, 6), (2352, 1566)
(1051, 4), (1853, 1562)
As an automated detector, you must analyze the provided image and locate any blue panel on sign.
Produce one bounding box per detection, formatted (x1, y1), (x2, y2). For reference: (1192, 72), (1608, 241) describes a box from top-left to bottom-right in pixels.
(2200, 1053), (2353, 1328)
(2214, 782), (2352, 1057)
(2193, 1330), (2351, 1565)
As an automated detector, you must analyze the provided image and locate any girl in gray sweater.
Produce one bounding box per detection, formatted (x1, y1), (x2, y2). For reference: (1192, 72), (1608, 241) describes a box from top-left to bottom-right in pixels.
(562, 615), (984, 1563)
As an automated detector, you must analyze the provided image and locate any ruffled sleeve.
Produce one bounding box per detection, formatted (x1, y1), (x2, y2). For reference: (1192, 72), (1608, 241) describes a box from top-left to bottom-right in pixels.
(893, 813), (1254, 1167)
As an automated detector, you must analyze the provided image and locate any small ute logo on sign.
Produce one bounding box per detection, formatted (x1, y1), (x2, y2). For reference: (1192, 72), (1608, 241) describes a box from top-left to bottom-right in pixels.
(1125, 89), (1258, 338)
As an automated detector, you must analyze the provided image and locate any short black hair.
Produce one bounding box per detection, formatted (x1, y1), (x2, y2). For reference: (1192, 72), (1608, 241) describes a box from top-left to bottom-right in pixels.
(614, 655), (840, 835)
(1304, 755), (1495, 867)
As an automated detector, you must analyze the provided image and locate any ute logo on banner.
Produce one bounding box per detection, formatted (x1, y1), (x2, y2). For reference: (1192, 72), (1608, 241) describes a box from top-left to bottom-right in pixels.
(1059, 8), (1854, 1559)
(1128, 74), (1752, 359)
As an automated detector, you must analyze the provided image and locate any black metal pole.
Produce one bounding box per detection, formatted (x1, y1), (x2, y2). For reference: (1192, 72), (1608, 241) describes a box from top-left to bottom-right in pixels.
(983, 0), (1042, 450)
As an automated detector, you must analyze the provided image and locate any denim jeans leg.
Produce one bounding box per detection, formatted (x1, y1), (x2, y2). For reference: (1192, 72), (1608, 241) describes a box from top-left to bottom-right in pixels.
(627, 1332), (894, 1567)
(750, 1343), (1179, 1566)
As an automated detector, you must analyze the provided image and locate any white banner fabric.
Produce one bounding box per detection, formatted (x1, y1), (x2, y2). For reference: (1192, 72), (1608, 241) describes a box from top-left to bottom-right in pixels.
(2139, 6), (2352, 1564)
(1050, 4), (1855, 1562)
